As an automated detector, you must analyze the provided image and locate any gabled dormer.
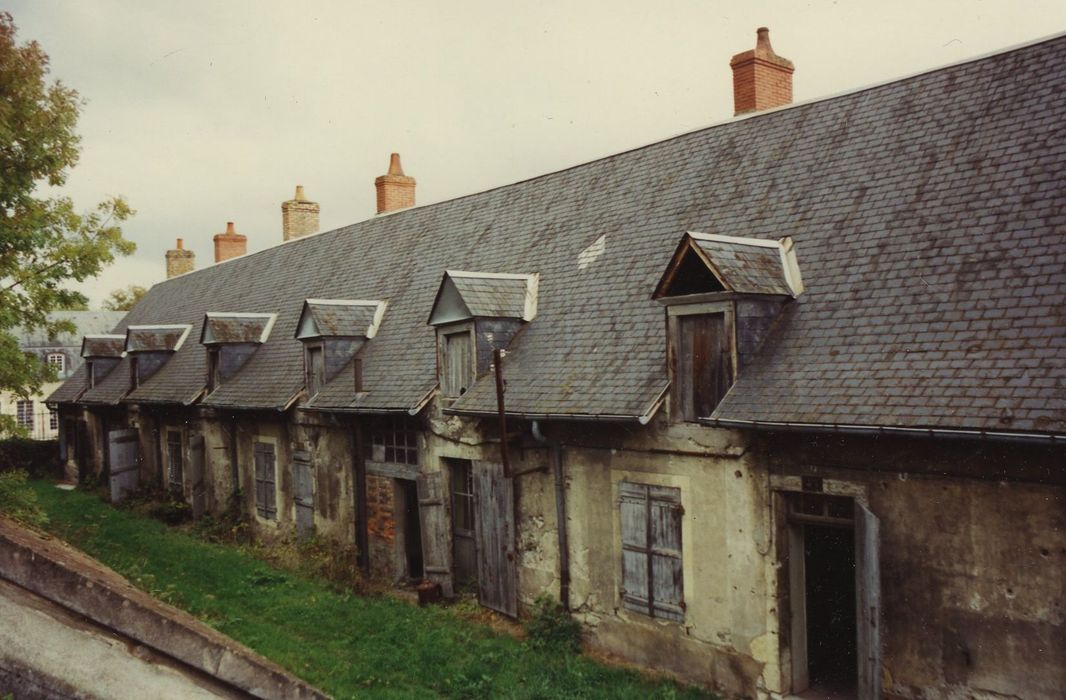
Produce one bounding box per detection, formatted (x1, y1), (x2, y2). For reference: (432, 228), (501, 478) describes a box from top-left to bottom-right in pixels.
(80, 335), (126, 389)
(125, 325), (192, 389)
(427, 270), (538, 399)
(295, 299), (386, 396)
(200, 313), (277, 392)
(653, 233), (802, 422)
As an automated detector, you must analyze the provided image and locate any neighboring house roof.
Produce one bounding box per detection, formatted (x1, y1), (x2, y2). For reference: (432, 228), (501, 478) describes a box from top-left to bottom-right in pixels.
(15, 311), (126, 349)
(52, 36), (1066, 435)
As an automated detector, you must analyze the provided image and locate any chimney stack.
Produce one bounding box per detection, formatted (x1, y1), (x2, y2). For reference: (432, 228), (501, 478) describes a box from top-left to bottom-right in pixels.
(730, 27), (794, 116)
(165, 238), (195, 278)
(213, 221), (247, 263)
(281, 184), (320, 241)
(374, 153), (416, 214)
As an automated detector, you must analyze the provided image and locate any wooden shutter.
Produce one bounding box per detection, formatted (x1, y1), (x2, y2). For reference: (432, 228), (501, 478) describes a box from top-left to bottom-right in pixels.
(620, 481), (684, 621)
(855, 502), (882, 700)
(107, 428), (140, 503)
(677, 313), (732, 421)
(473, 460), (517, 617)
(417, 471), (454, 597)
(444, 331), (472, 397)
(254, 442), (277, 519)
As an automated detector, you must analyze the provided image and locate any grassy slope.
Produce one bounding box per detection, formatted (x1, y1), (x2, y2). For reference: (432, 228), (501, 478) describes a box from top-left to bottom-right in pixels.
(30, 482), (714, 700)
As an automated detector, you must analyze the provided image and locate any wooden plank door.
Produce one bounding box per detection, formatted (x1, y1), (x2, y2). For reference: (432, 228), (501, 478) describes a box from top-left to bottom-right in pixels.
(107, 428), (139, 502)
(293, 458), (314, 539)
(189, 434), (206, 519)
(473, 460), (517, 617)
(855, 503), (882, 700)
(417, 471), (454, 596)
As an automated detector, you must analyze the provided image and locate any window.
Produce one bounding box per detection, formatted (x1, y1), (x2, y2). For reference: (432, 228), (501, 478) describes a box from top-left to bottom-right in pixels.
(369, 417), (418, 465)
(450, 461), (474, 535)
(207, 347), (221, 392)
(49, 410), (58, 431)
(16, 400), (33, 429)
(130, 356), (140, 388)
(254, 441), (277, 520)
(441, 328), (473, 398)
(166, 430), (183, 492)
(305, 345), (324, 395)
(87, 360), (95, 388)
(47, 353), (65, 374)
(619, 481), (684, 621)
(673, 311), (733, 421)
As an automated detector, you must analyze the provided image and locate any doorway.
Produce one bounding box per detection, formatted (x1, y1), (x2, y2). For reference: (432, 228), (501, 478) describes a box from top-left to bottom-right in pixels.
(785, 492), (880, 699)
(398, 479), (424, 580)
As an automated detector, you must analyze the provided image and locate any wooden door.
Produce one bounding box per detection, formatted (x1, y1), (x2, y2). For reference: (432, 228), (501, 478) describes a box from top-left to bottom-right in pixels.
(417, 471), (454, 596)
(107, 428), (139, 502)
(293, 458), (314, 539)
(473, 460), (517, 617)
(189, 434), (206, 519)
(855, 503), (882, 700)
(677, 313), (731, 421)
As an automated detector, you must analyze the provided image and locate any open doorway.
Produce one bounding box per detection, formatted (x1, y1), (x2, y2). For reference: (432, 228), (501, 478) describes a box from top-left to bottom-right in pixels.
(397, 479), (424, 581)
(785, 492), (880, 699)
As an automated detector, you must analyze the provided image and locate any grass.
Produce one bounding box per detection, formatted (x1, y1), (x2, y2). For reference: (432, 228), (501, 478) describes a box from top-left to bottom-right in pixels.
(28, 481), (715, 699)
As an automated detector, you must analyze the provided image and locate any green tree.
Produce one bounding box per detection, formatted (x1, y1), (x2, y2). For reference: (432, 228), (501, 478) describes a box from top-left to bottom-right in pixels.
(102, 284), (147, 311)
(0, 12), (134, 436)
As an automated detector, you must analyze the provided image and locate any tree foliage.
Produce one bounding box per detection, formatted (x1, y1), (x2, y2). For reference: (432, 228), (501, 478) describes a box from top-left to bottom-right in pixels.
(0, 12), (134, 431)
(102, 284), (147, 311)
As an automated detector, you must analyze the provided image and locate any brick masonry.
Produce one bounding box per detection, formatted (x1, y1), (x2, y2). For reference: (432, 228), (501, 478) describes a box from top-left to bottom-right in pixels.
(213, 222), (247, 263)
(365, 473), (396, 543)
(375, 153), (416, 214)
(281, 185), (320, 241)
(165, 238), (194, 278)
(730, 27), (793, 115)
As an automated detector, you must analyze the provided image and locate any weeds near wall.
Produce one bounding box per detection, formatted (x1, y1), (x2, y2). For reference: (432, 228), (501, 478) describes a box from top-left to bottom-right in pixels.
(0, 470), (47, 527)
(525, 594), (582, 653)
(251, 534), (364, 594)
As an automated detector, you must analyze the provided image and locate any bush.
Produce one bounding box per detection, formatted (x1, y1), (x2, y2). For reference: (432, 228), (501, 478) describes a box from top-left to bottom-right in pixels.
(252, 533), (364, 594)
(0, 438), (60, 478)
(193, 489), (250, 544)
(525, 594), (582, 653)
(0, 470), (48, 527)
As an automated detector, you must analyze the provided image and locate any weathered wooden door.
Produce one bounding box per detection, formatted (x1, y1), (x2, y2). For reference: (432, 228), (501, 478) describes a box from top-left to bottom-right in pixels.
(417, 471), (454, 596)
(855, 503), (882, 700)
(473, 460), (517, 617)
(189, 434), (206, 519)
(293, 457), (314, 539)
(107, 428), (139, 502)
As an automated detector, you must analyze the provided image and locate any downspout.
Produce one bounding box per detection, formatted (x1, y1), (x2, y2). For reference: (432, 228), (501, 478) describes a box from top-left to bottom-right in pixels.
(532, 420), (570, 611)
(228, 416), (239, 495)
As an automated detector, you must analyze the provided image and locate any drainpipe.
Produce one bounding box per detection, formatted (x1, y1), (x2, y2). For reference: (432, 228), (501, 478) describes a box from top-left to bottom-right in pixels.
(532, 420), (570, 611)
(228, 417), (239, 496)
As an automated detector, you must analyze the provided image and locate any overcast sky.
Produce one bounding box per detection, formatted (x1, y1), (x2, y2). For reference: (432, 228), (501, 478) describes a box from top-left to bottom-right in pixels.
(9, 1), (1066, 307)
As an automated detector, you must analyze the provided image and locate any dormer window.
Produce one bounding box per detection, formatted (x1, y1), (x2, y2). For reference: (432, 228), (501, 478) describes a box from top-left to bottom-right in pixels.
(80, 334), (126, 390)
(654, 232), (803, 422)
(200, 313), (276, 392)
(125, 325), (192, 388)
(427, 271), (538, 401)
(295, 299), (386, 397)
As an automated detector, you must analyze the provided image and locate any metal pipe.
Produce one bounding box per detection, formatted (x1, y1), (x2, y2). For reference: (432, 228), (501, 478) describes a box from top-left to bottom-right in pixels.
(532, 420), (570, 611)
(493, 348), (511, 477)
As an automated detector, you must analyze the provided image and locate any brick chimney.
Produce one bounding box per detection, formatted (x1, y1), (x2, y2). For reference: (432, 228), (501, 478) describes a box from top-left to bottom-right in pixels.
(730, 27), (794, 116)
(213, 221), (247, 263)
(281, 184), (320, 241)
(165, 238), (195, 278)
(374, 153), (416, 214)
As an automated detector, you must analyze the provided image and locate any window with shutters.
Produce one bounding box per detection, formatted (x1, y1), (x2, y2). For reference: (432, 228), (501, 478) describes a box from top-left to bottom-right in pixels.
(669, 303), (735, 422)
(619, 481), (685, 621)
(254, 441), (277, 520)
(440, 327), (473, 398)
(15, 400), (33, 428)
(166, 430), (183, 492)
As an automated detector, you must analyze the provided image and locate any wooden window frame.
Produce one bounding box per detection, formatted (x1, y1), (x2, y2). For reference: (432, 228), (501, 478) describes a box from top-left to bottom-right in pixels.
(304, 342), (325, 396)
(368, 416), (419, 466)
(87, 360), (95, 388)
(619, 480), (685, 622)
(438, 321), (475, 399)
(666, 301), (737, 423)
(254, 440), (278, 521)
(166, 429), (184, 493)
(450, 460), (475, 538)
(129, 356), (140, 389)
(206, 347), (221, 392)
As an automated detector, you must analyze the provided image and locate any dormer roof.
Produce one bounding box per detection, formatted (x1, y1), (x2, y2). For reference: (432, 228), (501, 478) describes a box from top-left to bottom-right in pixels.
(81, 335), (126, 359)
(125, 325), (192, 353)
(296, 299), (387, 340)
(653, 233), (803, 299)
(428, 271), (538, 325)
(201, 313), (277, 345)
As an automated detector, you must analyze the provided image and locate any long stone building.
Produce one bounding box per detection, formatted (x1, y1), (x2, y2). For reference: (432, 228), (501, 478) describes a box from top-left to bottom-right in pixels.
(50, 30), (1065, 699)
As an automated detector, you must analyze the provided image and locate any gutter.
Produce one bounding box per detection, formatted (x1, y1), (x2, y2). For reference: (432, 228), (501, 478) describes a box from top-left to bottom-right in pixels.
(446, 408), (642, 423)
(702, 417), (1066, 445)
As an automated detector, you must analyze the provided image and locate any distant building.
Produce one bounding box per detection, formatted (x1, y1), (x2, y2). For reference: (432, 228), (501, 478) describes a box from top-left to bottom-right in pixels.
(2, 311), (124, 439)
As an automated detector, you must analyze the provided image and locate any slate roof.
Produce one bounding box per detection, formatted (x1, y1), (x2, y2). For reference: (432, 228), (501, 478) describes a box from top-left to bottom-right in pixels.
(126, 325), (191, 353)
(692, 235), (794, 296)
(53, 36), (1066, 434)
(438, 273), (535, 322)
(300, 301), (384, 338)
(202, 313), (276, 344)
(15, 312), (125, 349)
(81, 335), (126, 358)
